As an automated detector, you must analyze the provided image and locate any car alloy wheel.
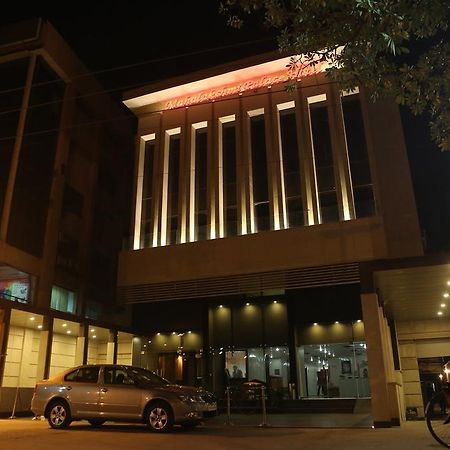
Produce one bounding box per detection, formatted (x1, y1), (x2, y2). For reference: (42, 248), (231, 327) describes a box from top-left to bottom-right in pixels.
(48, 401), (71, 429)
(146, 402), (173, 432)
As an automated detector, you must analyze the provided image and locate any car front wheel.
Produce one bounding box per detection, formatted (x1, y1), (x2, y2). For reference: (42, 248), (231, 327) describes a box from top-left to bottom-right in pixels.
(47, 400), (72, 429)
(145, 402), (174, 433)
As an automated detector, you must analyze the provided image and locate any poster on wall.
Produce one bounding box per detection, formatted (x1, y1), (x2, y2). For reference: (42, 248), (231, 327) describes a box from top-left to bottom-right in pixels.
(0, 279), (29, 303)
(225, 350), (247, 379)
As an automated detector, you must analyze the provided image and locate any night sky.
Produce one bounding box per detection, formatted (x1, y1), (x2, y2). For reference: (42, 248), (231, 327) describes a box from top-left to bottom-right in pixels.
(1, 2), (450, 253)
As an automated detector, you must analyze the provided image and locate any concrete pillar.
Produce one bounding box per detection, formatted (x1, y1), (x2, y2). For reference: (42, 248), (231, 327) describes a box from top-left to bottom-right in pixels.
(107, 330), (116, 364)
(36, 316), (53, 381)
(361, 293), (399, 427)
(0, 309), (11, 384)
(132, 336), (142, 367)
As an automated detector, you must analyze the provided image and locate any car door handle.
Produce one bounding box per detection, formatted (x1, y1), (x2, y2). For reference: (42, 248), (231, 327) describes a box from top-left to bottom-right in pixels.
(100, 388), (108, 393)
(65, 386), (72, 391)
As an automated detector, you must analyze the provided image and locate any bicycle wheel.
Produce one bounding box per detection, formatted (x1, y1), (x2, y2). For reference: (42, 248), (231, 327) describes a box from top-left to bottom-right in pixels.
(426, 391), (450, 448)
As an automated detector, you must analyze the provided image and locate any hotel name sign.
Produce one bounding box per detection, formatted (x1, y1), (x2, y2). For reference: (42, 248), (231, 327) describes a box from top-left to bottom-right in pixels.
(164, 66), (318, 110)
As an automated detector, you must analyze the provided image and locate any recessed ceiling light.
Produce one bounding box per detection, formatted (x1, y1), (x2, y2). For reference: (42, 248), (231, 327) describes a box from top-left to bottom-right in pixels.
(163, 343), (167, 346)
(188, 331), (192, 334)
(90, 329), (95, 333)
(273, 300), (278, 304)
(437, 311), (443, 316)
(172, 332), (176, 335)
(219, 305), (223, 308)
(37, 325), (43, 329)
(92, 335), (96, 339)
(62, 323), (67, 327)
(313, 322), (318, 326)
(444, 293), (449, 298)
(67, 330), (72, 334)
(335, 321), (340, 324)
(157, 332), (161, 336)
(246, 302), (250, 306)
(357, 320), (362, 323)
(447, 281), (450, 286)
(29, 317), (35, 321)
(441, 304), (447, 308)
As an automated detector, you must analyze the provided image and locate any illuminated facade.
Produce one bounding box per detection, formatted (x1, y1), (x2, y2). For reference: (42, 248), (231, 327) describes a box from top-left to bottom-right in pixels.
(0, 19), (145, 415)
(119, 52), (429, 427)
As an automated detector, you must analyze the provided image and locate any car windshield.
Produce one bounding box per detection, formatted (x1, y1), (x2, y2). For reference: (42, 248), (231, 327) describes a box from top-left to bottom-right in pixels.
(127, 367), (170, 386)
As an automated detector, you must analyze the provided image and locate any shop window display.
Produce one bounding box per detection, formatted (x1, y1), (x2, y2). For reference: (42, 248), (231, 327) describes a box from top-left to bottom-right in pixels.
(298, 342), (370, 398)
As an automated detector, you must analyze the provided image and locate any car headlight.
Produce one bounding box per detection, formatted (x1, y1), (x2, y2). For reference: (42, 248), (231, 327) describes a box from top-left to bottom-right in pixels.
(178, 394), (195, 404)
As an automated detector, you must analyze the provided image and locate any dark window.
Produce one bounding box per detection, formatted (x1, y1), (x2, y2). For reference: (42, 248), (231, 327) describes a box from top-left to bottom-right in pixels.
(195, 128), (208, 241)
(140, 140), (155, 248)
(223, 121), (238, 237)
(104, 367), (132, 385)
(250, 114), (270, 232)
(341, 93), (375, 218)
(7, 57), (65, 256)
(167, 134), (180, 245)
(0, 58), (29, 220)
(64, 367), (100, 383)
(279, 108), (304, 227)
(309, 99), (339, 223)
(62, 184), (84, 217)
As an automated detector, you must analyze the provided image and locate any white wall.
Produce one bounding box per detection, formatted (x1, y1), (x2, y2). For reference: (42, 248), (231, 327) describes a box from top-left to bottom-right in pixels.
(49, 333), (78, 377)
(3, 326), (40, 388)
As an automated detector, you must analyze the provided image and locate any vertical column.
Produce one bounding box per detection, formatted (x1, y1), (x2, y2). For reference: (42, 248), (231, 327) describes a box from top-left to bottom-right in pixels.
(36, 316), (53, 380)
(287, 300), (298, 399)
(361, 293), (399, 427)
(108, 330), (117, 364)
(326, 84), (355, 220)
(296, 87), (320, 225)
(132, 336), (142, 367)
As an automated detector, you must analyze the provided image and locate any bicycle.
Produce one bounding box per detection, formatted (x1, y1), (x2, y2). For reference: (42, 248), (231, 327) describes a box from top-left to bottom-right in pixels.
(426, 379), (450, 447)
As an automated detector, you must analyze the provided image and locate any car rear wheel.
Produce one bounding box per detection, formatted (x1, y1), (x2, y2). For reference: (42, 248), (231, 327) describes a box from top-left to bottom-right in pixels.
(145, 402), (174, 433)
(88, 419), (106, 427)
(47, 400), (72, 429)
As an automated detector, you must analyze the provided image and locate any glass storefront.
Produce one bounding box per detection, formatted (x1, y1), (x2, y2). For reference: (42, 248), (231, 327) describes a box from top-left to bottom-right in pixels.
(87, 326), (113, 365)
(298, 342), (370, 398)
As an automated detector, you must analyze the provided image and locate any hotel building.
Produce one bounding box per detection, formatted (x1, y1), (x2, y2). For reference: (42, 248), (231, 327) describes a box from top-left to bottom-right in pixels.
(118, 51), (446, 427)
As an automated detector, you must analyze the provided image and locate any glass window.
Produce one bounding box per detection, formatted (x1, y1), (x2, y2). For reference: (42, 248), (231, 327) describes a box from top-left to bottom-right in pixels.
(279, 107), (304, 227)
(0, 265), (31, 303)
(249, 114), (270, 232)
(140, 139), (155, 248)
(341, 92), (375, 218)
(167, 134), (181, 245)
(194, 127), (208, 241)
(222, 121), (238, 237)
(103, 367), (131, 385)
(309, 97), (339, 223)
(7, 57), (65, 256)
(298, 341), (370, 398)
(50, 285), (77, 314)
(0, 58), (29, 220)
(64, 366), (100, 383)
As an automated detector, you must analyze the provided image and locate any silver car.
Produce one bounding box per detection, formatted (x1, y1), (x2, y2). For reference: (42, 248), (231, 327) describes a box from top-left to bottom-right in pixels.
(31, 364), (217, 432)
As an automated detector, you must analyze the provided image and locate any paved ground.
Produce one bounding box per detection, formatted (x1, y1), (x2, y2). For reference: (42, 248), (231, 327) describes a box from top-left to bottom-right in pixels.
(0, 417), (444, 450)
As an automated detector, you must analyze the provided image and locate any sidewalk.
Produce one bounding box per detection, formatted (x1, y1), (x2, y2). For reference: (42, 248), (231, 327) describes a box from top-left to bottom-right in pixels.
(209, 412), (374, 428)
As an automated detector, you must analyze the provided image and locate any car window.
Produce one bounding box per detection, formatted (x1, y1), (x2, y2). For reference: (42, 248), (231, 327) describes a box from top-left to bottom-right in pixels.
(127, 367), (170, 386)
(64, 367), (100, 383)
(104, 367), (134, 385)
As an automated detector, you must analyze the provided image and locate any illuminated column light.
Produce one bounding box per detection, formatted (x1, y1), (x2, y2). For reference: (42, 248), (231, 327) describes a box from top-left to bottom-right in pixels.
(247, 108), (265, 234)
(161, 128), (181, 246)
(134, 133), (156, 250)
(307, 94), (327, 224)
(276, 101), (295, 230)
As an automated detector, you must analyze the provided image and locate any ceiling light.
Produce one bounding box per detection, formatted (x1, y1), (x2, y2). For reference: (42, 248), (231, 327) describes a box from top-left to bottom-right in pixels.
(90, 329), (95, 333)
(172, 332), (176, 335)
(437, 311), (443, 316)
(335, 321), (340, 324)
(447, 281), (450, 286)
(62, 323), (67, 327)
(273, 300), (278, 304)
(29, 317), (35, 321)
(246, 302), (250, 306)
(219, 305), (223, 308)
(444, 293), (449, 298)
(188, 331), (192, 334)
(37, 325), (43, 329)
(67, 330), (72, 334)
(157, 332), (161, 336)
(357, 320), (362, 323)
(163, 343), (167, 346)
(313, 323), (318, 326)
(441, 304), (447, 308)
(92, 335), (96, 339)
